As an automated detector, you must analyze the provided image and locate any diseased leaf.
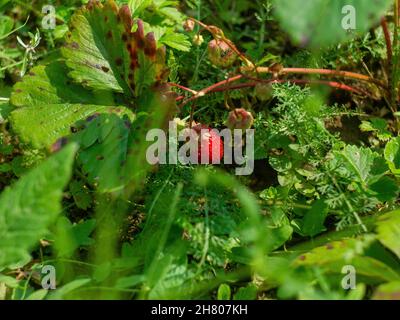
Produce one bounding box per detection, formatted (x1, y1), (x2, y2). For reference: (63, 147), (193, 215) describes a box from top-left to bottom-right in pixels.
(62, 0), (167, 97)
(293, 239), (400, 283)
(71, 113), (131, 192)
(0, 144), (77, 270)
(11, 103), (113, 148)
(10, 1), (170, 150)
(373, 281), (400, 300)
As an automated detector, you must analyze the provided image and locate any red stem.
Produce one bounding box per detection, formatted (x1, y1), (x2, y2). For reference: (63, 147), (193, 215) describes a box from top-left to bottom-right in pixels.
(250, 67), (386, 88)
(176, 79), (370, 106)
(213, 79), (368, 95)
(381, 17), (393, 62)
(177, 75), (243, 107)
(167, 83), (198, 94)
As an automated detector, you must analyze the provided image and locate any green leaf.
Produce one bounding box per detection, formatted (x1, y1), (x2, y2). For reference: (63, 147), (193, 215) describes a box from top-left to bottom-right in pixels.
(55, 217), (96, 258)
(233, 284), (258, 300)
(217, 284), (231, 300)
(115, 274), (145, 288)
(159, 32), (191, 52)
(10, 62), (104, 107)
(384, 137), (400, 175)
(0, 274), (19, 288)
(129, 0), (152, 15)
(300, 199), (328, 237)
(0, 144), (77, 270)
(71, 113), (132, 192)
(0, 15), (13, 38)
(335, 145), (387, 184)
(376, 210), (400, 259)
(47, 278), (91, 300)
(360, 118), (391, 141)
(369, 176), (399, 202)
(25, 289), (48, 300)
(272, 0), (392, 47)
(0, 102), (13, 123)
(69, 180), (93, 210)
(11, 103), (113, 148)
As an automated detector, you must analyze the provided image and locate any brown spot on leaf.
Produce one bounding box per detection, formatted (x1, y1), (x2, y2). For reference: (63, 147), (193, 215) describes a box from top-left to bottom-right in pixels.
(299, 255), (306, 261)
(106, 30), (113, 39)
(51, 137), (69, 153)
(101, 66), (110, 73)
(96, 155), (105, 161)
(86, 113), (99, 122)
(70, 42), (79, 49)
(122, 33), (128, 42)
(115, 57), (123, 66)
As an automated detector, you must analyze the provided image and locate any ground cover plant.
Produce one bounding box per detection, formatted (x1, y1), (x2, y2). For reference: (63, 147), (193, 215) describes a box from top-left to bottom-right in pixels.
(1, 0), (400, 300)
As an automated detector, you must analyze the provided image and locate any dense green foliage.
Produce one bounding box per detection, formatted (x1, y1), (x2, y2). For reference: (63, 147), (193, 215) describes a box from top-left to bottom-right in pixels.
(1, 0), (400, 300)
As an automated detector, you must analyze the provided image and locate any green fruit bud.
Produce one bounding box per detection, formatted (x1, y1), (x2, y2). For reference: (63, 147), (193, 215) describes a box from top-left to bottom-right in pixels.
(183, 19), (195, 32)
(193, 34), (204, 46)
(207, 39), (237, 68)
(254, 83), (273, 101)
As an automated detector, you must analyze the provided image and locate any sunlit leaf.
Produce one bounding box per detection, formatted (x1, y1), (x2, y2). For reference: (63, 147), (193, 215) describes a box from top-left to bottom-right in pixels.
(0, 144), (77, 270)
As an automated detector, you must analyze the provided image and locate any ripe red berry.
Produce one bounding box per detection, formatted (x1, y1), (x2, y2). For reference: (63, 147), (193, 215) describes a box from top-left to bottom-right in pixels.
(192, 124), (224, 164)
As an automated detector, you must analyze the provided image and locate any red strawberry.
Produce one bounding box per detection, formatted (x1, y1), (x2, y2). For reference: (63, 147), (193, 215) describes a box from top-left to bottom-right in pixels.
(192, 124), (224, 164)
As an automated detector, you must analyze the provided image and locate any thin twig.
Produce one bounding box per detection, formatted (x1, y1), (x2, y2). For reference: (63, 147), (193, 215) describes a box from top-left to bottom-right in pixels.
(245, 67), (386, 89)
(176, 78), (370, 107)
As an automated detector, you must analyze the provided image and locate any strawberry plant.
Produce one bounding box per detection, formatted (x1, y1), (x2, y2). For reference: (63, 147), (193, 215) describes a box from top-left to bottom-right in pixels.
(0, 0), (400, 302)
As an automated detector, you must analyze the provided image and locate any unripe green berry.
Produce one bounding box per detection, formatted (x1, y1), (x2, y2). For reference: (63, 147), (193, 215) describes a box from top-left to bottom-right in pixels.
(254, 83), (273, 101)
(207, 39), (237, 68)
